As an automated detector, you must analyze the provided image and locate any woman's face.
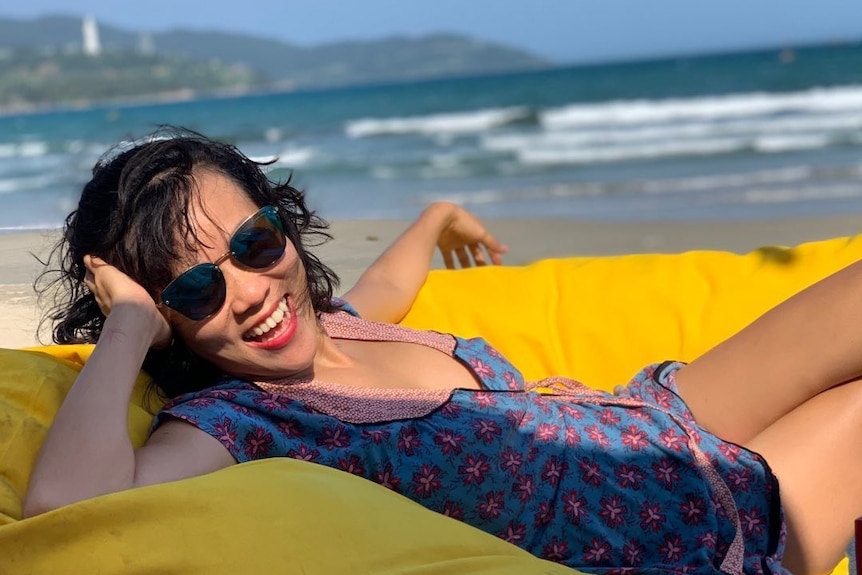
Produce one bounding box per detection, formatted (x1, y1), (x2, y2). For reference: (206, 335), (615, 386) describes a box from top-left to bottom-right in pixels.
(167, 168), (321, 381)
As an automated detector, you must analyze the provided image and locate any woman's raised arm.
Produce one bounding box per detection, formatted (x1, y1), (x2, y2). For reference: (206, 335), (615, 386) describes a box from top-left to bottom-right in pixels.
(22, 258), (232, 517)
(342, 202), (507, 323)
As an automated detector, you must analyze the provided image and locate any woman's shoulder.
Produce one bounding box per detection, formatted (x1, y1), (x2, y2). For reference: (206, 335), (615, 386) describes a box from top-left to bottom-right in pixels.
(158, 379), (261, 411)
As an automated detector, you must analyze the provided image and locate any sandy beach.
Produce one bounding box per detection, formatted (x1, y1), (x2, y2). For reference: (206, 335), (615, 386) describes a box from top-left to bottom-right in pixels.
(1, 214), (859, 350)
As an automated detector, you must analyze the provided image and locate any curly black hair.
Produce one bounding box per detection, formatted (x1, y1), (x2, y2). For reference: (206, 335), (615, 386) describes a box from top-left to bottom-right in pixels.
(37, 127), (339, 399)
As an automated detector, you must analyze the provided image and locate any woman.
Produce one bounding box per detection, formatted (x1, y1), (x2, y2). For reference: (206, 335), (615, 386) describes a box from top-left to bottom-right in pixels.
(24, 129), (862, 575)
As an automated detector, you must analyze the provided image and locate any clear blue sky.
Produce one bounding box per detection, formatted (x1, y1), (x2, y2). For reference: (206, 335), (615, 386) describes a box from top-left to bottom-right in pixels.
(2, 0), (861, 63)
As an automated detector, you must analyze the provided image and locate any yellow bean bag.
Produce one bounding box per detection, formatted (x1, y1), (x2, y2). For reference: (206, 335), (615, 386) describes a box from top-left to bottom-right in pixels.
(1, 234), (860, 574)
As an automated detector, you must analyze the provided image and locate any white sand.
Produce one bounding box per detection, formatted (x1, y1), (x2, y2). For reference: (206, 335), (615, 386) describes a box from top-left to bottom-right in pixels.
(1, 214), (859, 349)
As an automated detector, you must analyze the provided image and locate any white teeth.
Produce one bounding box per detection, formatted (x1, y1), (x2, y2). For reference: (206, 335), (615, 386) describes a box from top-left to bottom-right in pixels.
(246, 297), (291, 339)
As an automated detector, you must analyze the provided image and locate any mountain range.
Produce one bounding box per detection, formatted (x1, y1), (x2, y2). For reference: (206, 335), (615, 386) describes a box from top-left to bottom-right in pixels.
(0, 15), (551, 89)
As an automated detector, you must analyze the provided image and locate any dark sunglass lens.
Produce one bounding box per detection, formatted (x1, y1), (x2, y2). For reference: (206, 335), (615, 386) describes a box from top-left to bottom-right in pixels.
(161, 264), (226, 320)
(231, 206), (286, 269)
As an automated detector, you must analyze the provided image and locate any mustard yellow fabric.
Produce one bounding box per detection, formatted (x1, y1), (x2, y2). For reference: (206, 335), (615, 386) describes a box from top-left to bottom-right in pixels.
(0, 346), (572, 574)
(402, 234), (862, 389)
(1, 233), (860, 574)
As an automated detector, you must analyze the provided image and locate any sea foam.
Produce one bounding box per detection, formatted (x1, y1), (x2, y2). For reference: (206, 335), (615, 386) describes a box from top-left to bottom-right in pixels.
(345, 107), (530, 138)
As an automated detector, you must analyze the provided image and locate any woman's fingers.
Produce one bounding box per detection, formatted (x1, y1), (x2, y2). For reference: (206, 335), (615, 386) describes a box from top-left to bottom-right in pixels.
(480, 232), (507, 264)
(471, 236), (507, 267)
(83, 254), (108, 271)
(455, 247), (471, 268)
(81, 254), (172, 349)
(437, 207), (509, 268)
(441, 241), (507, 269)
(83, 269), (96, 292)
(470, 243), (487, 266)
(441, 249), (455, 269)
(442, 248), (476, 269)
(83, 256), (108, 312)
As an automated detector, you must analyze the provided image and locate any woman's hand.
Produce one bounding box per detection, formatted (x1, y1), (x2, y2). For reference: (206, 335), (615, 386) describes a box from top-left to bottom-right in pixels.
(83, 255), (172, 348)
(433, 202), (508, 268)
(344, 202), (508, 323)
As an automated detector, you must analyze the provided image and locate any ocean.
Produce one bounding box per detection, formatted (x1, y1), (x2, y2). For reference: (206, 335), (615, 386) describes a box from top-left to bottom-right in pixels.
(2, 42), (862, 231)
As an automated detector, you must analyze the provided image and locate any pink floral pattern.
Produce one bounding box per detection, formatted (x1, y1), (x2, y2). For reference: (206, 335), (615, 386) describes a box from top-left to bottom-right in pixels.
(155, 304), (787, 575)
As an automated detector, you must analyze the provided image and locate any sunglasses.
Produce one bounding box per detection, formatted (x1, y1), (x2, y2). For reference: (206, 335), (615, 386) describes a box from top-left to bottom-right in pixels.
(159, 205), (287, 320)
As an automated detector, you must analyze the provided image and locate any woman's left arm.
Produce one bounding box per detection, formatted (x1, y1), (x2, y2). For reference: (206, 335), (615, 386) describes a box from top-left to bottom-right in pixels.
(343, 201), (507, 323)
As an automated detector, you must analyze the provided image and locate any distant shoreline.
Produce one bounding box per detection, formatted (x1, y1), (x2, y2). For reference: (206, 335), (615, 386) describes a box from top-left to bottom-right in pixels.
(0, 63), (566, 119)
(0, 84), (301, 119)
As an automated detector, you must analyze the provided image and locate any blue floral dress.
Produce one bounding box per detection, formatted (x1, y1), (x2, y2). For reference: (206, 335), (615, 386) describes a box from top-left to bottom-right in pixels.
(154, 303), (786, 575)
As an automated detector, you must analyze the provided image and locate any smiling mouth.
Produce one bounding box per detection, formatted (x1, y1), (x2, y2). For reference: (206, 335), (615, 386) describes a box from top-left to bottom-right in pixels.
(243, 295), (292, 342)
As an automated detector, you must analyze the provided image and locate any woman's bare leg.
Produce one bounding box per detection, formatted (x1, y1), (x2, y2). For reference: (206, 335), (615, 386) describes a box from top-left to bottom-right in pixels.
(744, 377), (862, 575)
(674, 259), (862, 445)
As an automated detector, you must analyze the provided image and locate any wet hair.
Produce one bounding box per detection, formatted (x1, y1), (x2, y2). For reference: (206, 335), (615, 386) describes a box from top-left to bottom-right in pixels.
(37, 127), (339, 399)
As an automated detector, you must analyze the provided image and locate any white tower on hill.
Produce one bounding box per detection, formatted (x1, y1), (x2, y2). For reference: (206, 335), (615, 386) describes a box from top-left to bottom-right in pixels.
(82, 16), (101, 56)
(138, 32), (155, 55)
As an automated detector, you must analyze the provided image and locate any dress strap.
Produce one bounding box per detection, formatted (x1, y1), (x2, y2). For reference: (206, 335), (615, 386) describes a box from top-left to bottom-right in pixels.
(321, 311), (456, 355)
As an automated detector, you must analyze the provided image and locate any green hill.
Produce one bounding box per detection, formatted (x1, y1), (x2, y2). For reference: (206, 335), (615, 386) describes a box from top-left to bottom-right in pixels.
(0, 50), (262, 110)
(0, 14), (551, 108)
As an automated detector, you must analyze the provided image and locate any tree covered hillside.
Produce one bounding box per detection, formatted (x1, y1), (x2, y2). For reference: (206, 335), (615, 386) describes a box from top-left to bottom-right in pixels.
(0, 15), (550, 110)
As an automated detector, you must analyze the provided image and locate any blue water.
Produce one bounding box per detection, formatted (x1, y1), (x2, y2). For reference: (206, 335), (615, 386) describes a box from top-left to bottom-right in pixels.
(2, 42), (862, 230)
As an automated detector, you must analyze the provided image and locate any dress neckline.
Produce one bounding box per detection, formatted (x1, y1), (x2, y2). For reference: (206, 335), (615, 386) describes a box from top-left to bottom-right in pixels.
(249, 311), (483, 424)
